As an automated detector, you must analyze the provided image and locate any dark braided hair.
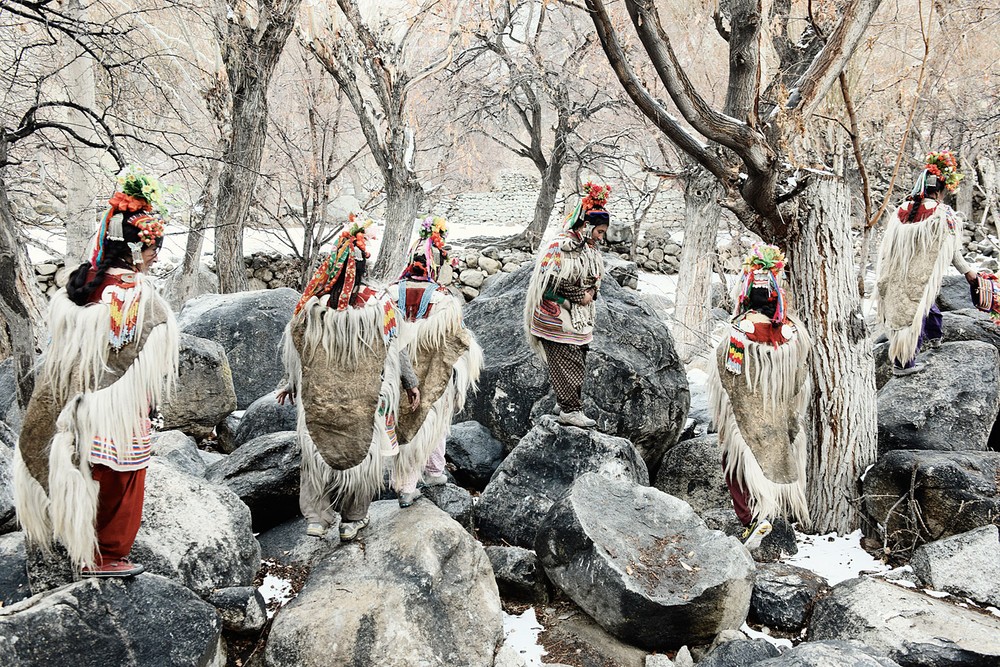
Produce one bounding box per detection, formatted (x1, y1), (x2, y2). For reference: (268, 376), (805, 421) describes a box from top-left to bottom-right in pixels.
(906, 174), (944, 223)
(66, 213), (163, 306)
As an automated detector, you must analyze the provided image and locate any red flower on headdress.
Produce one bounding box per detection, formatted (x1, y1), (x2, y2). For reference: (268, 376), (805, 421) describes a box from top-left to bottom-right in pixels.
(581, 182), (611, 212)
(108, 191), (152, 214)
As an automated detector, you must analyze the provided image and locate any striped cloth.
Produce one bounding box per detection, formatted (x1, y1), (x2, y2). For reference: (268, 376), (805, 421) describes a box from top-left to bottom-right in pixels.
(89, 418), (152, 470)
(530, 299), (593, 346)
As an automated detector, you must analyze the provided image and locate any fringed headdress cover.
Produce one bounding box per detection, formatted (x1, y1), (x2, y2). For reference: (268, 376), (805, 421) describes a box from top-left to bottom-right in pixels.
(725, 244), (789, 375)
(911, 150), (963, 199)
(398, 215), (453, 282)
(564, 181), (611, 231)
(91, 164), (167, 267)
(296, 216), (373, 315)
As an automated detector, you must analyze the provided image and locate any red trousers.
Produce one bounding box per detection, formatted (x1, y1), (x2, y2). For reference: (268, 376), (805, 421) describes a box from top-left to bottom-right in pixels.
(91, 464), (146, 562)
(722, 454), (753, 526)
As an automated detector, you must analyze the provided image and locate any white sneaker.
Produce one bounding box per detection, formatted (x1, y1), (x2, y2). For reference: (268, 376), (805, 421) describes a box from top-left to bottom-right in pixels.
(556, 410), (597, 428)
(741, 520), (773, 550)
(338, 516), (370, 541)
(306, 522), (327, 538)
(892, 362), (925, 377)
(422, 473), (448, 487)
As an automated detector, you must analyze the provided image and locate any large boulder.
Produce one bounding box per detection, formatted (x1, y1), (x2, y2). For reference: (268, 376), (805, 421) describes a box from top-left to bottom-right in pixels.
(257, 517), (338, 567)
(459, 265), (689, 471)
(446, 420), (504, 489)
(131, 459), (260, 596)
(756, 640), (902, 666)
(702, 509), (797, 562)
(910, 525), (1000, 607)
(177, 288), (298, 409)
(0, 574), (224, 666)
(654, 434), (729, 516)
(485, 545), (549, 603)
(877, 341), (1000, 454)
(422, 484), (475, 533)
(942, 308), (1000, 353)
(161, 333), (238, 438)
(862, 450), (1000, 551)
(206, 431), (300, 531)
(698, 638), (780, 667)
(749, 562), (830, 631)
(936, 274), (974, 312)
(0, 532), (30, 607)
(535, 473), (755, 650)
(162, 263), (220, 311)
(231, 392), (298, 451)
(477, 416), (648, 547)
(264, 500), (503, 667)
(809, 576), (1000, 666)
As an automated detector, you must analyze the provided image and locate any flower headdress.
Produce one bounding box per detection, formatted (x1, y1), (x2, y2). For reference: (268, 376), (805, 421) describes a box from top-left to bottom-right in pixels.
(912, 150), (963, 197)
(295, 215), (373, 314)
(564, 182), (612, 231)
(735, 243), (787, 324)
(399, 215), (452, 282)
(91, 165), (168, 267)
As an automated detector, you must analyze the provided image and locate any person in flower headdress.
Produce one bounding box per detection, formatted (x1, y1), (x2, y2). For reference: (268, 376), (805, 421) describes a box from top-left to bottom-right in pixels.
(278, 216), (403, 541)
(387, 216), (483, 507)
(709, 244), (812, 549)
(14, 164), (178, 577)
(524, 182), (609, 428)
(876, 151), (977, 376)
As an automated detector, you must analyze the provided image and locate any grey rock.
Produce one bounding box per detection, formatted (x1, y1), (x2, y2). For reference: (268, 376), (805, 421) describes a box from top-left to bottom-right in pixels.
(163, 263), (220, 311)
(152, 430), (206, 477)
(161, 333), (238, 438)
(877, 341), (1000, 454)
(264, 501), (502, 667)
(205, 585), (267, 635)
(649, 247), (665, 263)
(215, 413), (240, 454)
(702, 509), (798, 562)
(232, 393), (298, 450)
(750, 562), (830, 631)
(942, 308), (1000, 356)
(535, 473), (755, 650)
(199, 449), (226, 467)
(937, 274), (974, 312)
(809, 576), (1000, 666)
(132, 459), (260, 596)
(257, 517), (338, 567)
(673, 646), (694, 667)
(910, 524), (1000, 607)
(756, 640), (902, 666)
(0, 574), (223, 666)
(604, 254), (640, 288)
(421, 483), (474, 533)
(479, 256), (501, 275)
(0, 358), (22, 437)
(646, 656), (675, 667)
(0, 532), (30, 607)
(446, 420), (504, 489)
(485, 545), (549, 603)
(697, 638), (780, 667)
(0, 444), (14, 534)
(205, 431), (300, 531)
(460, 268), (486, 288)
(862, 450), (1000, 551)
(177, 288), (298, 409)
(477, 416), (648, 547)
(606, 222), (634, 246)
(654, 434), (729, 515)
(459, 266), (689, 473)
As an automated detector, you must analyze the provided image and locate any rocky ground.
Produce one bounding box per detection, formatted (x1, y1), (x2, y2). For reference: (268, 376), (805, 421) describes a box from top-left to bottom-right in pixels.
(1, 261), (999, 666)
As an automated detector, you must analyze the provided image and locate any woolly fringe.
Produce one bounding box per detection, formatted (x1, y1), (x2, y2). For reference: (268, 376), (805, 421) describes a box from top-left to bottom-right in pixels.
(709, 323), (811, 526)
(523, 235), (603, 362)
(295, 294), (386, 368)
(13, 446), (52, 550)
(876, 206), (961, 365)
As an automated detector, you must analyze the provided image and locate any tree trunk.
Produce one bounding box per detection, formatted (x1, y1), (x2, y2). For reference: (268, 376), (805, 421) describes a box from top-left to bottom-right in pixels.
(518, 158), (564, 252)
(788, 176), (877, 534)
(0, 169), (45, 409)
(674, 168), (721, 364)
(173, 157), (222, 305)
(371, 176), (423, 282)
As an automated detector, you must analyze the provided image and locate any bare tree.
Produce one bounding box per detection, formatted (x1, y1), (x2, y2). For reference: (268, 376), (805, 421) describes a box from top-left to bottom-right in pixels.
(299, 0), (465, 280)
(585, 0), (885, 533)
(213, 0), (303, 293)
(452, 1), (622, 250)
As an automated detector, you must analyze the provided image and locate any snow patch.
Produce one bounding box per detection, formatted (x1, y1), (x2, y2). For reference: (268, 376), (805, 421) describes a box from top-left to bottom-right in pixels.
(502, 608), (547, 666)
(740, 622), (793, 650)
(787, 530), (888, 586)
(259, 574), (295, 618)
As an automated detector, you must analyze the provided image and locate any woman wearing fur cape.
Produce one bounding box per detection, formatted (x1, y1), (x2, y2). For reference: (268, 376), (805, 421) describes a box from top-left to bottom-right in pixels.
(523, 183), (610, 429)
(709, 244), (811, 549)
(14, 167), (177, 577)
(279, 219), (402, 541)
(876, 151), (976, 376)
(388, 217), (483, 507)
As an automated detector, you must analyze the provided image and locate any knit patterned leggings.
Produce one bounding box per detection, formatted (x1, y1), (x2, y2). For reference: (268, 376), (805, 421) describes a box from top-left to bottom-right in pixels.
(541, 340), (588, 412)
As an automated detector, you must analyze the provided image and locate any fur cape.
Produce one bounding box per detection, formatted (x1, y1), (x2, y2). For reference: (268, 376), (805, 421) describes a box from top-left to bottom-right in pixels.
(876, 203), (962, 365)
(389, 281), (482, 487)
(283, 290), (401, 510)
(14, 278), (178, 570)
(709, 314), (811, 526)
(523, 230), (603, 361)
